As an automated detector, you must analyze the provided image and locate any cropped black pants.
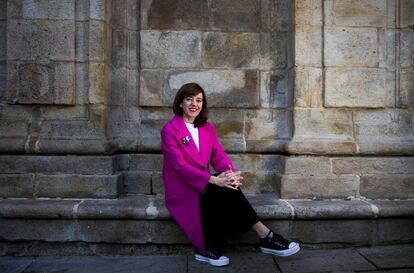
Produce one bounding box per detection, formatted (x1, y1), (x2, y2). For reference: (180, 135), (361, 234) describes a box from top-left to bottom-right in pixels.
(199, 183), (260, 248)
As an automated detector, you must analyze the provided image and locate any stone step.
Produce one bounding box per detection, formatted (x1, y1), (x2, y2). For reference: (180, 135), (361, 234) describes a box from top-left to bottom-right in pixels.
(1, 195), (413, 256)
(0, 174), (122, 199)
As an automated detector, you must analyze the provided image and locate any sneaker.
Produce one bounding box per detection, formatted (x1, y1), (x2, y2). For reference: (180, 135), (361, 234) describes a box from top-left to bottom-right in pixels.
(195, 249), (230, 267)
(259, 231), (300, 256)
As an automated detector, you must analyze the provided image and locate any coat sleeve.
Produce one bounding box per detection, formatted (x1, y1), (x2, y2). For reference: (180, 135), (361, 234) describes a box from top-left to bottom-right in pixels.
(161, 128), (211, 193)
(208, 124), (236, 173)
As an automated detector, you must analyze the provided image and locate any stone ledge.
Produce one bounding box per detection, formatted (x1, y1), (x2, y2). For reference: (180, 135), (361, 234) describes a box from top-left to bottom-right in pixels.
(1, 195), (413, 220)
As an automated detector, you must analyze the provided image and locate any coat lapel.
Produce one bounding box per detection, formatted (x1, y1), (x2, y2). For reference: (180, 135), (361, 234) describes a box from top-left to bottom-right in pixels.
(170, 115), (204, 167)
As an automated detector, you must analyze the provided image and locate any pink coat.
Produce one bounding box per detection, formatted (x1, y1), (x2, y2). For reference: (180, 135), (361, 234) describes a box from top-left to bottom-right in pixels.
(161, 115), (235, 254)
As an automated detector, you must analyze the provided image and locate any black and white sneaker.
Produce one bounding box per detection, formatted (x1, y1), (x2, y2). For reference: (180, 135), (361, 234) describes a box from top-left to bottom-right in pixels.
(259, 231), (300, 256)
(195, 249), (230, 267)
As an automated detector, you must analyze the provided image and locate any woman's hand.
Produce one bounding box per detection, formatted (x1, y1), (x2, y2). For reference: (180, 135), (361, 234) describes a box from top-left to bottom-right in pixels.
(209, 170), (243, 190)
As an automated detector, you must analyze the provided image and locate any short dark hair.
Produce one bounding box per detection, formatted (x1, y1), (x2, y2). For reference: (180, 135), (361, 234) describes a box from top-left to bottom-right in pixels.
(173, 83), (208, 127)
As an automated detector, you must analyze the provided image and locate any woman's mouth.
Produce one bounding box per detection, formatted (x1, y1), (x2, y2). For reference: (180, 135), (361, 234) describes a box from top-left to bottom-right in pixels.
(189, 107), (198, 112)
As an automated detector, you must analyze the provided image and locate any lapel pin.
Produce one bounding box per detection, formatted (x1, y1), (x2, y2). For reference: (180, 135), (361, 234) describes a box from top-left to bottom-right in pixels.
(181, 136), (191, 146)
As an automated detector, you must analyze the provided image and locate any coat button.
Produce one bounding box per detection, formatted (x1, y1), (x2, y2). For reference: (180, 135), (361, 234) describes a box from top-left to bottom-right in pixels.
(200, 166), (205, 170)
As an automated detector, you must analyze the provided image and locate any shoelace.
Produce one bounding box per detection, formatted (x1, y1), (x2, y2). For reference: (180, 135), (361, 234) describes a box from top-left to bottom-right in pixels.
(268, 234), (289, 248)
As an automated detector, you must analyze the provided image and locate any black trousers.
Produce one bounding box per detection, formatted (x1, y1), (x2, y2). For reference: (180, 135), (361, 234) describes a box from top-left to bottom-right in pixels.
(199, 183), (260, 248)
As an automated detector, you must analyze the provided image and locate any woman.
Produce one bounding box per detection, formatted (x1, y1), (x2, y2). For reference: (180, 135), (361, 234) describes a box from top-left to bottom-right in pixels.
(161, 83), (300, 267)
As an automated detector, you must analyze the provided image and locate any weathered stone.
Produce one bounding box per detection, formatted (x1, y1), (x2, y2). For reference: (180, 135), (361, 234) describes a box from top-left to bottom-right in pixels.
(166, 70), (259, 108)
(332, 157), (414, 175)
(238, 172), (280, 194)
(0, 62), (5, 96)
(360, 175), (414, 199)
(111, 30), (126, 68)
(0, 22), (5, 61)
(245, 109), (291, 152)
(268, 0), (292, 32)
(209, 0), (260, 31)
(286, 139), (358, 155)
(369, 200), (414, 218)
(89, 0), (106, 20)
(89, 20), (107, 62)
(376, 218), (414, 243)
(75, 22), (89, 63)
(228, 154), (284, 173)
(324, 0), (386, 27)
(398, 69), (414, 108)
(379, 29), (396, 68)
(143, 0), (208, 30)
(293, 109), (353, 140)
(0, 0), (6, 19)
(139, 108), (170, 151)
(203, 32), (260, 68)
(400, 30), (414, 68)
(0, 155), (114, 175)
(127, 31), (139, 69)
(109, 68), (127, 105)
(7, 20), (75, 61)
(149, 221), (189, 244)
(40, 106), (87, 121)
(89, 63), (107, 104)
(325, 68), (386, 107)
(260, 32), (289, 70)
(284, 156), (332, 175)
(21, 0), (75, 19)
(400, 0), (414, 28)
(275, 248), (375, 273)
(325, 27), (378, 67)
(128, 154), (163, 171)
(359, 245), (414, 270)
(292, 220), (372, 244)
(39, 120), (103, 139)
(281, 175), (359, 199)
(0, 199), (78, 219)
(151, 171), (164, 194)
(0, 174), (34, 198)
(34, 174), (121, 198)
(123, 171), (152, 194)
(295, 0), (323, 26)
(294, 66), (322, 107)
(139, 69), (164, 106)
(295, 25), (322, 66)
(260, 69), (292, 108)
(353, 109), (412, 140)
(0, 119), (28, 138)
(208, 108), (245, 151)
(140, 31), (201, 68)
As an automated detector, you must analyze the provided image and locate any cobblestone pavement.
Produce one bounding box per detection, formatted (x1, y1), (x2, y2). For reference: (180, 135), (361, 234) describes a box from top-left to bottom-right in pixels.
(1, 245), (414, 273)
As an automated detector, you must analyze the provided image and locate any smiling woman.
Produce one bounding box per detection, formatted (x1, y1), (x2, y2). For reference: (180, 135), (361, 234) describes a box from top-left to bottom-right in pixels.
(160, 83), (300, 267)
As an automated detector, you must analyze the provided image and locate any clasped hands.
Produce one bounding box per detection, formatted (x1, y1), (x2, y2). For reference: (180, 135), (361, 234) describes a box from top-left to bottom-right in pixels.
(210, 165), (243, 190)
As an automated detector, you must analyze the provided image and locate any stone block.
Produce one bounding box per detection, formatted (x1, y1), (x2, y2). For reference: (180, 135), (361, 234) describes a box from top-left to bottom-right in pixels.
(128, 154), (163, 171)
(151, 171), (164, 194)
(139, 69), (164, 106)
(89, 63), (107, 104)
(400, 0), (414, 28)
(260, 69), (292, 108)
(0, 155), (114, 175)
(324, 27), (378, 67)
(75, 22), (89, 62)
(75, 0), (89, 20)
(325, 68), (386, 107)
(21, 0), (75, 19)
(0, 199), (78, 219)
(7, 19), (75, 62)
(281, 175), (359, 199)
(149, 220), (189, 244)
(284, 156), (332, 175)
(0, 22), (5, 61)
(353, 109), (412, 140)
(0, 119), (28, 137)
(245, 109), (291, 152)
(286, 139), (358, 155)
(123, 171), (152, 194)
(139, 108), (171, 151)
(74, 63), (89, 104)
(39, 120), (103, 139)
(89, 20), (107, 62)
(40, 106), (87, 121)
(109, 68), (127, 105)
(228, 154), (284, 173)
(111, 30), (126, 68)
(369, 200), (414, 218)
(239, 172), (280, 194)
(293, 109), (353, 140)
(295, 25), (322, 66)
(291, 220), (372, 244)
(260, 32), (288, 69)
(166, 69), (259, 108)
(360, 175), (414, 199)
(0, 62), (5, 96)
(268, 0), (292, 32)
(0, 0), (6, 19)
(294, 66), (322, 107)
(142, 0), (208, 30)
(203, 32), (260, 68)
(0, 174), (34, 198)
(208, 109), (245, 151)
(89, 0), (106, 20)
(209, 0), (260, 31)
(324, 0), (386, 27)
(140, 31), (201, 68)
(34, 174), (121, 198)
(379, 29), (396, 68)
(332, 157), (414, 175)
(400, 30), (414, 68)
(398, 69), (414, 108)
(275, 248), (375, 273)
(127, 31), (139, 70)
(295, 0), (323, 26)
(376, 218), (414, 243)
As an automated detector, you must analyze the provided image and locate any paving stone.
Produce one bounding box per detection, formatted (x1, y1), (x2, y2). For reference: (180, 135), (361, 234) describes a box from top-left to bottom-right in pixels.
(0, 257), (34, 273)
(23, 256), (187, 273)
(358, 245), (414, 269)
(274, 248), (375, 273)
(188, 252), (280, 273)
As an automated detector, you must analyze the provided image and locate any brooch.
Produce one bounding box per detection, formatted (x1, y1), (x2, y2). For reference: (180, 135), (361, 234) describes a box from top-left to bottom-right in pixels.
(181, 136), (191, 146)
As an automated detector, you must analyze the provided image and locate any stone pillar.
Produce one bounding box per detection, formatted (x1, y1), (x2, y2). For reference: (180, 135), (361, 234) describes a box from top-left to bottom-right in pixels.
(287, 0), (414, 155)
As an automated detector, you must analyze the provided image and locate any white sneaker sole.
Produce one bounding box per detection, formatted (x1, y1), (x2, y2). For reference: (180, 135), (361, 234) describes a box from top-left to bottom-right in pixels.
(260, 243), (300, 256)
(195, 254), (230, 267)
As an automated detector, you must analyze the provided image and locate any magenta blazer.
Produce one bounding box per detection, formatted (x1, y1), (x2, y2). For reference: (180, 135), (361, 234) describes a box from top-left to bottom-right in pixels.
(161, 115), (235, 254)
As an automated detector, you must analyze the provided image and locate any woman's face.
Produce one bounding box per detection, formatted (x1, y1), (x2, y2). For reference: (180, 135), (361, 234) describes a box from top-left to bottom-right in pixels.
(182, 92), (203, 123)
